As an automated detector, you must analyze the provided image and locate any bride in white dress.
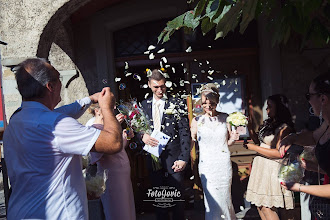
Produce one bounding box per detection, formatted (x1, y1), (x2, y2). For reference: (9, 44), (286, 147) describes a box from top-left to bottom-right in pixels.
(191, 83), (239, 220)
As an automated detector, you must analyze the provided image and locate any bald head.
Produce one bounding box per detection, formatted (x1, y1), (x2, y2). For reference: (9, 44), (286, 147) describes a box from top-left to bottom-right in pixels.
(15, 58), (58, 100)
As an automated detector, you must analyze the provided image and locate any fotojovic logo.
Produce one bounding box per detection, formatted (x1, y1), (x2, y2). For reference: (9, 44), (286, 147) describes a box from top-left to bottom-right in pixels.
(143, 186), (184, 208)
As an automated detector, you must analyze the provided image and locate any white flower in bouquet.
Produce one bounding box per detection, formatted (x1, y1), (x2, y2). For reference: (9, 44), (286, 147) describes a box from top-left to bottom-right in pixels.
(278, 161), (304, 183)
(226, 112), (248, 127)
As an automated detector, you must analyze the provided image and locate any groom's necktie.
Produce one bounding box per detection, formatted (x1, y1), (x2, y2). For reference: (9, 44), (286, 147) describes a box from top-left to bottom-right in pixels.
(153, 101), (161, 131)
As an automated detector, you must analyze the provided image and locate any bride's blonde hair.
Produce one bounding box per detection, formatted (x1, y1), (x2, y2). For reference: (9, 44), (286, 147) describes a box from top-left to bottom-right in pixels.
(201, 83), (220, 104)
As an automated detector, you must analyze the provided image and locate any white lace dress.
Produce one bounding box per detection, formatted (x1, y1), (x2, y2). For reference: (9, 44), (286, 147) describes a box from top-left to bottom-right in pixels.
(196, 114), (236, 220)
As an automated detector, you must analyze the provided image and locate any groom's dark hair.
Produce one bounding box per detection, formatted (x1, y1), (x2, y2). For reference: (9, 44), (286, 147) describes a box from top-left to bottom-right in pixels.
(148, 69), (166, 81)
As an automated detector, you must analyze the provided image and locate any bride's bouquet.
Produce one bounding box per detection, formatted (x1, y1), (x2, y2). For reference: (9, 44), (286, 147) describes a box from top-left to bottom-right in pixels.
(226, 112), (248, 127)
(117, 100), (152, 135)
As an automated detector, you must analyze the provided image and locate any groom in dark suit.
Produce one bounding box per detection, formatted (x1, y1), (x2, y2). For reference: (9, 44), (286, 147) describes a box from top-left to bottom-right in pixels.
(141, 69), (190, 220)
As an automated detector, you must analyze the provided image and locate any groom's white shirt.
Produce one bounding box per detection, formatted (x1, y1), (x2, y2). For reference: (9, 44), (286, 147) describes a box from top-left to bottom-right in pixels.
(152, 95), (166, 123)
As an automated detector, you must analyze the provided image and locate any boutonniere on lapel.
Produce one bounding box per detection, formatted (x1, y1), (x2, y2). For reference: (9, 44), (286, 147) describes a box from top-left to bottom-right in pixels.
(164, 102), (178, 115)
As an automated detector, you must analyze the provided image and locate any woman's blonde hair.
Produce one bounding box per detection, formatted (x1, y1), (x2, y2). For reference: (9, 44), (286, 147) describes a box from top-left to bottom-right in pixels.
(88, 103), (100, 116)
(201, 83), (220, 104)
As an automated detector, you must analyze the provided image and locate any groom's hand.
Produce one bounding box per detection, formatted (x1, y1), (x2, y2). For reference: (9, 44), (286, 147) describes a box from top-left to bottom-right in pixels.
(142, 134), (159, 147)
(172, 160), (187, 172)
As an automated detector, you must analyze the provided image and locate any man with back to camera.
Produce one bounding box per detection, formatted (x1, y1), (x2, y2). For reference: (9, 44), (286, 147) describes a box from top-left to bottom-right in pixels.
(3, 58), (122, 219)
(141, 69), (191, 220)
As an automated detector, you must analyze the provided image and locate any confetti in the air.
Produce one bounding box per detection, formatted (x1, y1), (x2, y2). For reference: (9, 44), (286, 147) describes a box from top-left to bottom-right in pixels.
(149, 53), (155, 60)
(165, 64), (170, 68)
(206, 60), (209, 64)
(133, 74), (141, 81)
(146, 69), (152, 77)
(142, 84), (148, 88)
(157, 48), (165, 53)
(144, 93), (149, 99)
(148, 45), (156, 50)
(185, 46), (192, 53)
(115, 77), (121, 82)
(161, 57), (168, 63)
(125, 62), (129, 70)
(160, 61), (163, 68)
(125, 72), (132, 77)
(207, 76), (213, 80)
(172, 67), (175, 73)
(144, 51), (150, 54)
(208, 70), (214, 75)
(208, 45), (212, 48)
(165, 81), (173, 88)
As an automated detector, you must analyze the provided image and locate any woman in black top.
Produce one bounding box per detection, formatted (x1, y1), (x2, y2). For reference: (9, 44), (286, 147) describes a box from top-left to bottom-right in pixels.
(280, 72), (330, 197)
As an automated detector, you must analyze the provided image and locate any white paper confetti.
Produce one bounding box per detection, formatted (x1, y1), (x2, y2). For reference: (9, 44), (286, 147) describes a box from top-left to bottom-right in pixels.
(148, 45), (156, 50)
(115, 77), (121, 82)
(124, 62), (129, 69)
(165, 64), (170, 68)
(208, 70), (214, 75)
(208, 45), (212, 48)
(206, 60), (209, 65)
(161, 57), (168, 63)
(207, 76), (213, 80)
(157, 48), (165, 53)
(160, 61), (163, 68)
(184, 81), (190, 84)
(125, 72), (132, 77)
(149, 53), (155, 60)
(142, 84), (148, 88)
(144, 51), (150, 54)
(146, 69), (152, 77)
(194, 59), (197, 61)
(172, 67), (175, 73)
(165, 81), (173, 88)
(185, 46), (192, 53)
(144, 93), (149, 99)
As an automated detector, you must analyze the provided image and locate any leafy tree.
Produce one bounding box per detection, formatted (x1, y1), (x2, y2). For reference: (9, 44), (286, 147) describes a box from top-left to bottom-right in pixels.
(158, 0), (330, 48)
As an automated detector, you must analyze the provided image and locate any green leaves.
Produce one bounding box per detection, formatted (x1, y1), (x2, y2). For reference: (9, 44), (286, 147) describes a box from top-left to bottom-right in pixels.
(240, 0), (258, 34)
(158, 0), (330, 48)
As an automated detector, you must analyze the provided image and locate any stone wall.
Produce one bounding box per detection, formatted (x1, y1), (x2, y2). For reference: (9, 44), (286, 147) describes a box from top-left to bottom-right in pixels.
(0, 0), (94, 123)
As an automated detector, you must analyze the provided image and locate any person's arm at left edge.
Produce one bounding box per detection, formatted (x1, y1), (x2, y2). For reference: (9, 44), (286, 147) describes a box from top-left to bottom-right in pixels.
(54, 92), (99, 119)
(172, 99), (191, 172)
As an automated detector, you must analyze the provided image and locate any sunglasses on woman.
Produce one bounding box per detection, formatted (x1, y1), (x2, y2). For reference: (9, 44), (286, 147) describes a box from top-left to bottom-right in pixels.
(305, 92), (320, 101)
